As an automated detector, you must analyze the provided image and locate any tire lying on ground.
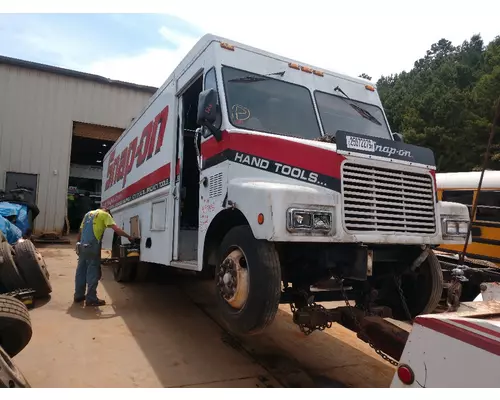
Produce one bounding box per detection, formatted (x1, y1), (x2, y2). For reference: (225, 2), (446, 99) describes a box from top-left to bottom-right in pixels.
(0, 345), (31, 388)
(0, 295), (32, 358)
(0, 242), (26, 291)
(13, 240), (52, 298)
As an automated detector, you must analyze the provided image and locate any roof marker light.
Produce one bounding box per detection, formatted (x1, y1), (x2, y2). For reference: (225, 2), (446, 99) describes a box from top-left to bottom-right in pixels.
(365, 84), (375, 92)
(220, 42), (235, 51)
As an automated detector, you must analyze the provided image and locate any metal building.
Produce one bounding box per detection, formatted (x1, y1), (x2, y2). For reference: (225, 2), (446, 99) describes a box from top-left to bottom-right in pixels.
(0, 55), (157, 237)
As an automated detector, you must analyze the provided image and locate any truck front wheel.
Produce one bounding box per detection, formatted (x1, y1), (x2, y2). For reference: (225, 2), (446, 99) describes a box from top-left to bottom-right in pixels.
(215, 225), (281, 335)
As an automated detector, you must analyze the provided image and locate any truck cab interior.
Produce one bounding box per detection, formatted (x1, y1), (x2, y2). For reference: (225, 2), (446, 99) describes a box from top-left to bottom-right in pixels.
(177, 74), (203, 260)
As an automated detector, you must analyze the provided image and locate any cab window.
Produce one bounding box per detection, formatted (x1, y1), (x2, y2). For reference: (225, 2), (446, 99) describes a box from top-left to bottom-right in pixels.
(476, 191), (500, 223)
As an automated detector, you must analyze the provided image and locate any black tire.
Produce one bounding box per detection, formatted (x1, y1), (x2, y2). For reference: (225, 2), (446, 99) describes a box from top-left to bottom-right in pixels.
(391, 249), (444, 319)
(0, 295), (32, 358)
(215, 225), (281, 335)
(419, 249), (444, 315)
(0, 345), (31, 388)
(113, 257), (138, 282)
(13, 240), (52, 298)
(196, 264), (215, 280)
(0, 242), (26, 292)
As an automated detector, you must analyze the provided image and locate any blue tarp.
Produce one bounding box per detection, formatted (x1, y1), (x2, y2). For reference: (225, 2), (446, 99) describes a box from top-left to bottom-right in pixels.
(0, 215), (22, 244)
(0, 201), (29, 236)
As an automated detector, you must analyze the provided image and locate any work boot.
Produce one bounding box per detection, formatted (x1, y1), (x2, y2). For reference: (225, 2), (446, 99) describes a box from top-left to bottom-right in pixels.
(85, 298), (106, 307)
(73, 296), (86, 303)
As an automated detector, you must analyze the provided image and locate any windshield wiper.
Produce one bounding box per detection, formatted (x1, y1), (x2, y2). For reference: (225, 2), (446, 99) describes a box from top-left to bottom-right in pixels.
(333, 86), (382, 126)
(228, 70), (285, 83)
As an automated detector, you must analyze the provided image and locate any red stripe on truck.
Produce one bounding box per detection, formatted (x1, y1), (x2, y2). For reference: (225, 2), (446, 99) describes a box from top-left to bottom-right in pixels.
(415, 316), (500, 356)
(201, 130), (345, 179)
(450, 318), (500, 339)
(102, 159), (180, 209)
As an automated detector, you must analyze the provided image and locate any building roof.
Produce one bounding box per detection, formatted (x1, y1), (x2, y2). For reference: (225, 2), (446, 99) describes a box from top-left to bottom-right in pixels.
(0, 54), (158, 94)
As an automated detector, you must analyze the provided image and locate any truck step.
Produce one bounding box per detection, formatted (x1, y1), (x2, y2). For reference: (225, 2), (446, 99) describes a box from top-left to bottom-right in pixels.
(170, 260), (198, 270)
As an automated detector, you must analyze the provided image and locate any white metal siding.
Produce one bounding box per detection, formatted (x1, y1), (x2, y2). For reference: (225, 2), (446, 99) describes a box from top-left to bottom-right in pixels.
(0, 64), (153, 234)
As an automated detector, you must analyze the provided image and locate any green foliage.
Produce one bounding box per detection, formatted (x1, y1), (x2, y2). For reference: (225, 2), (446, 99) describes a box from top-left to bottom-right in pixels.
(359, 73), (372, 81)
(377, 34), (500, 172)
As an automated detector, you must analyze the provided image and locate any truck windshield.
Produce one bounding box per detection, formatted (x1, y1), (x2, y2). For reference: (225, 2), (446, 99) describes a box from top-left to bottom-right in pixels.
(314, 90), (391, 140)
(222, 66), (321, 139)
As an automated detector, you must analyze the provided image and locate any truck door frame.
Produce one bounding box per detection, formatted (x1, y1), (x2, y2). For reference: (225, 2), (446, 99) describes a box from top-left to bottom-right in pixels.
(171, 69), (205, 263)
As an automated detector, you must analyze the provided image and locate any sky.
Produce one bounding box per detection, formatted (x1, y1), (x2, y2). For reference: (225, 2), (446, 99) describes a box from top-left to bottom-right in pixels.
(0, 1), (499, 88)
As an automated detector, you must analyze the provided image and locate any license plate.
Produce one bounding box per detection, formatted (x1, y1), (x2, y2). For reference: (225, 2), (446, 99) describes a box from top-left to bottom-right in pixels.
(346, 136), (375, 152)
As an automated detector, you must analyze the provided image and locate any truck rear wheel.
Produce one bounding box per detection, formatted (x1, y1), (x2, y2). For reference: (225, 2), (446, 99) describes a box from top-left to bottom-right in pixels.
(215, 225), (281, 335)
(113, 257), (138, 283)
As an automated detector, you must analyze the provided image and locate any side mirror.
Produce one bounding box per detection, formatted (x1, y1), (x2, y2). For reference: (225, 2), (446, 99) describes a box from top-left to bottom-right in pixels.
(393, 132), (404, 142)
(197, 89), (222, 142)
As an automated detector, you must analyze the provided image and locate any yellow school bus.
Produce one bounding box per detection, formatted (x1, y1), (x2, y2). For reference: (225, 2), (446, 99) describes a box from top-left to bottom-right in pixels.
(436, 171), (500, 266)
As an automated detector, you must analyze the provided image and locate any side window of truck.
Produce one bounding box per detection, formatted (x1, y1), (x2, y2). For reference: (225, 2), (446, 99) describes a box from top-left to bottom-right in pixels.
(442, 190), (474, 217)
(476, 191), (500, 223)
(204, 68), (221, 129)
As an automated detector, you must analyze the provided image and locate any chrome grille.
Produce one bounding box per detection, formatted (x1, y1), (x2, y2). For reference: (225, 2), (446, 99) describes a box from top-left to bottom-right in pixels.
(342, 163), (436, 234)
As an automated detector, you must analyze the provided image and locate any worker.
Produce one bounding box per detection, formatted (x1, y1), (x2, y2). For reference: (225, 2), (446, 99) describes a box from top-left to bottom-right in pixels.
(77, 191), (93, 221)
(74, 207), (137, 306)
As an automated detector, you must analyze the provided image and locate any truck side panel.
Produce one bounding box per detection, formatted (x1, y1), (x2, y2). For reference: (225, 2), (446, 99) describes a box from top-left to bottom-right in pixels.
(101, 80), (178, 264)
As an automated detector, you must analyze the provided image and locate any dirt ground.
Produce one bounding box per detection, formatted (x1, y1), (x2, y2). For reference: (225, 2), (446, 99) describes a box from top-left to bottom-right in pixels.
(13, 243), (396, 388)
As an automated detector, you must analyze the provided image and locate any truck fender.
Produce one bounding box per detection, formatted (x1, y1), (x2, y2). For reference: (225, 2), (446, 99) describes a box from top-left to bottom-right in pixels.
(226, 178), (338, 240)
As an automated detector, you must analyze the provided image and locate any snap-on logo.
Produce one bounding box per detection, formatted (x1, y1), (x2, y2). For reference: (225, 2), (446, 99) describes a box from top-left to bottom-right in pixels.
(346, 135), (413, 158)
(105, 105), (169, 190)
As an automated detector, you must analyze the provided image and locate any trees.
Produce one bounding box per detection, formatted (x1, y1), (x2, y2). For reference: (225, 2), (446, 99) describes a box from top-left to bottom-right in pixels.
(377, 34), (500, 172)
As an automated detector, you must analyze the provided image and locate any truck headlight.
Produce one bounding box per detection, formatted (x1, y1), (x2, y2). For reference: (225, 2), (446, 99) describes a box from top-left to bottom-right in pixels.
(287, 208), (333, 233)
(442, 218), (469, 237)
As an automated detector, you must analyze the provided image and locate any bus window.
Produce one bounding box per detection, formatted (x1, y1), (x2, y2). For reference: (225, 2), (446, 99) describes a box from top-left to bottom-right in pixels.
(476, 191), (500, 223)
(442, 190), (474, 217)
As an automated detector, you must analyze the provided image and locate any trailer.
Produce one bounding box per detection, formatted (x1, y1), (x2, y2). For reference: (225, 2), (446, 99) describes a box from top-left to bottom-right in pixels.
(100, 34), (470, 343)
(391, 284), (500, 388)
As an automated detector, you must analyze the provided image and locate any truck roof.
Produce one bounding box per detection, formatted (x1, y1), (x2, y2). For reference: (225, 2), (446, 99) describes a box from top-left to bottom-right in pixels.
(106, 33), (374, 156)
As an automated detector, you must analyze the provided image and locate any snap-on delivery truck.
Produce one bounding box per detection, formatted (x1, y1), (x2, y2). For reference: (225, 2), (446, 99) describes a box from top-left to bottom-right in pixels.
(101, 34), (470, 347)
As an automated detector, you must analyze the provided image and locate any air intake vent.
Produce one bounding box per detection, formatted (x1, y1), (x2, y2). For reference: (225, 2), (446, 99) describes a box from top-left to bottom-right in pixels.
(342, 163), (436, 234)
(209, 173), (223, 198)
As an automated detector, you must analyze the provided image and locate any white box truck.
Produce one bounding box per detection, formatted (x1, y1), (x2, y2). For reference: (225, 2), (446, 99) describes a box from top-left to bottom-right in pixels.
(101, 34), (470, 341)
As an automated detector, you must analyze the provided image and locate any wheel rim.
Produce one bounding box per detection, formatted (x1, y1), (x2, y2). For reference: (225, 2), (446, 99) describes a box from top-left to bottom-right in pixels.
(0, 346), (28, 388)
(217, 248), (249, 310)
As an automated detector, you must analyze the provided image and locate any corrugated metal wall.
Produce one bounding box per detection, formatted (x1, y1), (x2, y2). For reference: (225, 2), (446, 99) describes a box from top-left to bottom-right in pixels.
(0, 64), (154, 234)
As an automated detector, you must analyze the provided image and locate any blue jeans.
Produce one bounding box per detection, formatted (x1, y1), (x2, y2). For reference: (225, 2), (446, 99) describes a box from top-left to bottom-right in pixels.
(74, 242), (101, 303)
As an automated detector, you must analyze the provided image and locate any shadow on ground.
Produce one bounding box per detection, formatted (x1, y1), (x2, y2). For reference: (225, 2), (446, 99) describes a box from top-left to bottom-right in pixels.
(99, 263), (395, 388)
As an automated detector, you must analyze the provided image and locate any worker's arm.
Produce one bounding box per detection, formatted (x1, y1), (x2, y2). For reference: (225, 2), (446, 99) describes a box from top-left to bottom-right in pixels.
(110, 224), (134, 241)
(103, 211), (137, 242)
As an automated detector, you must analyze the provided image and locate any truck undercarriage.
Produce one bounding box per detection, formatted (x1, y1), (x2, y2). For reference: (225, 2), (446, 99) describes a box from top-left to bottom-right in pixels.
(278, 242), (441, 318)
